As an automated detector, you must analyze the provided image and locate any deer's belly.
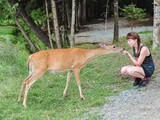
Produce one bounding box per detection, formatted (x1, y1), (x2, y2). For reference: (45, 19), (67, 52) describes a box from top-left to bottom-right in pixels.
(48, 69), (71, 74)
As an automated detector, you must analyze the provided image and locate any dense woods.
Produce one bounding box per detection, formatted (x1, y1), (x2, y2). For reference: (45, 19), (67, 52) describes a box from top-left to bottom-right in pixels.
(0, 0), (159, 52)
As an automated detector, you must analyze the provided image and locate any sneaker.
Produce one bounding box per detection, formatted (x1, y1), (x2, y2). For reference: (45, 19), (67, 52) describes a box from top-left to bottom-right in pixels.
(138, 77), (151, 88)
(142, 77), (151, 84)
(133, 78), (141, 86)
(138, 81), (147, 88)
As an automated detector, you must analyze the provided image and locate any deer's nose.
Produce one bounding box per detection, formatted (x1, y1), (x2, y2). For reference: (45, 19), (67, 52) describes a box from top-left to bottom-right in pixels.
(120, 48), (125, 53)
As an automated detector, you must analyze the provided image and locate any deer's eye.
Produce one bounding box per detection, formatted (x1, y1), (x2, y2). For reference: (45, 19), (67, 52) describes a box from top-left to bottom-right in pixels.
(113, 46), (116, 48)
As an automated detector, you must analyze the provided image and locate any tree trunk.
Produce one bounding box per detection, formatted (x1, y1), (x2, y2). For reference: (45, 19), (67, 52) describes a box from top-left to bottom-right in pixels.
(81, 0), (86, 25)
(51, 0), (62, 48)
(75, 0), (81, 31)
(62, 0), (70, 46)
(7, 0), (39, 52)
(77, 0), (81, 27)
(15, 19), (39, 52)
(66, 0), (71, 29)
(9, 0), (56, 48)
(153, 0), (160, 49)
(70, 0), (76, 48)
(45, 0), (53, 49)
(113, 0), (119, 42)
(105, 0), (109, 30)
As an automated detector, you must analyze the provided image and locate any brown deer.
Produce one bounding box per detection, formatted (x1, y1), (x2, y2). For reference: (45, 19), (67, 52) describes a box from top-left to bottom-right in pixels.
(18, 44), (123, 107)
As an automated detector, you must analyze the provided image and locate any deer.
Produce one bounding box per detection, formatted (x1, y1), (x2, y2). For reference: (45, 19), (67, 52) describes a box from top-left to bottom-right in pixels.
(18, 44), (123, 107)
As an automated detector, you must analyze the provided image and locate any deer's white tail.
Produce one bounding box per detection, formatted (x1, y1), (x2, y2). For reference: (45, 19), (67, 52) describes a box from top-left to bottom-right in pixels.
(27, 56), (34, 75)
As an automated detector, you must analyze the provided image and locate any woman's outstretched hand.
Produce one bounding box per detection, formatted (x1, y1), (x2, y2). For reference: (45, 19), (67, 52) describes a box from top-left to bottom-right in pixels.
(122, 50), (129, 55)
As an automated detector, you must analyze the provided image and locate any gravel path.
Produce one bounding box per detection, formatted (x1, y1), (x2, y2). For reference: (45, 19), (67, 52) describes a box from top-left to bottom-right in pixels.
(75, 74), (160, 120)
(100, 75), (160, 120)
(75, 26), (153, 44)
(74, 20), (160, 120)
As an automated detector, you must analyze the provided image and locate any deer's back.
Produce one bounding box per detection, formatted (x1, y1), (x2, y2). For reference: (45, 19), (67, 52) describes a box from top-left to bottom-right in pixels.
(29, 48), (88, 71)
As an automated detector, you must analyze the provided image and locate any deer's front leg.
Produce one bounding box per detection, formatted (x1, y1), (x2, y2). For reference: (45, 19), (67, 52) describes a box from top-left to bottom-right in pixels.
(63, 70), (73, 98)
(73, 69), (86, 100)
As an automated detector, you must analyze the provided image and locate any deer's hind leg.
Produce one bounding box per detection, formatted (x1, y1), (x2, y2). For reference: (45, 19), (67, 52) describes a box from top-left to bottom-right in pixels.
(23, 70), (46, 107)
(18, 73), (33, 103)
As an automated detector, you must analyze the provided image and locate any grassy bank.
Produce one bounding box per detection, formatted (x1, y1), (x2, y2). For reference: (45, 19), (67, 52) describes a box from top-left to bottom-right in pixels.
(0, 42), (133, 120)
(0, 26), (159, 119)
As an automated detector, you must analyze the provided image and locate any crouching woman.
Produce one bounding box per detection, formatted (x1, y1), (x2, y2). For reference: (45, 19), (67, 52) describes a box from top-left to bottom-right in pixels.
(121, 32), (155, 88)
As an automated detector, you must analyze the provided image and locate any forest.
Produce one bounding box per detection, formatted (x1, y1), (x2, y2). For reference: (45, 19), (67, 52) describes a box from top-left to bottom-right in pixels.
(0, 0), (159, 53)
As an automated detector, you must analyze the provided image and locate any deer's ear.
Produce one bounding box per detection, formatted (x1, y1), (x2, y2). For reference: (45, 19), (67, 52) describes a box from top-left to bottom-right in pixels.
(99, 43), (108, 49)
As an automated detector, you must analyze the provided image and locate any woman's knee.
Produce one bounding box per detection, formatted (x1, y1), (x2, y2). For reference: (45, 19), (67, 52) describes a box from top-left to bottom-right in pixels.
(127, 69), (135, 75)
(121, 67), (128, 75)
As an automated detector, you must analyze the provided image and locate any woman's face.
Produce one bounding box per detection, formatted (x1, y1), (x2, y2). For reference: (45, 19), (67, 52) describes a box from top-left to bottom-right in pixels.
(127, 39), (137, 47)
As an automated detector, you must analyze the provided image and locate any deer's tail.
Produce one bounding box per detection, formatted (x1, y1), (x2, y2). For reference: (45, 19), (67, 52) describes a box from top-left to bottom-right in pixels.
(26, 56), (33, 75)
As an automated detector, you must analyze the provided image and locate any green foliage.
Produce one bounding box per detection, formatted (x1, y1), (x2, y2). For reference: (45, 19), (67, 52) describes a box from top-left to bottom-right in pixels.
(0, 0), (18, 26)
(138, 30), (153, 34)
(0, 26), (17, 34)
(0, 26), (19, 44)
(29, 33), (47, 50)
(121, 4), (146, 20)
(120, 4), (146, 29)
(30, 8), (47, 29)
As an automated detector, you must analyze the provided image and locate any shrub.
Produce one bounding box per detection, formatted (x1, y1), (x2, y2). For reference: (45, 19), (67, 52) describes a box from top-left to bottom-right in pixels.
(121, 4), (146, 30)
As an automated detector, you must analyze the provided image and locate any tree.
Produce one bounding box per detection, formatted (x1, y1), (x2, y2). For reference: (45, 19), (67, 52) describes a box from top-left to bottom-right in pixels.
(70, 0), (76, 48)
(45, 0), (53, 49)
(105, 0), (109, 30)
(113, 0), (119, 42)
(81, 0), (86, 25)
(62, 0), (70, 46)
(15, 19), (39, 52)
(51, 0), (62, 48)
(65, 0), (71, 28)
(153, 0), (160, 49)
(8, 0), (57, 48)
(6, 0), (39, 52)
(121, 4), (146, 30)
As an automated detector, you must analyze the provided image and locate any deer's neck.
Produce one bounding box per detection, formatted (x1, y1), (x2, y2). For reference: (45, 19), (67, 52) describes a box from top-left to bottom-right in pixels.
(85, 49), (109, 61)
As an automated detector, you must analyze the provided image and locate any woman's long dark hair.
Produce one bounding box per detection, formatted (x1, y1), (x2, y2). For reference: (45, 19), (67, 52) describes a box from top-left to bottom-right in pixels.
(126, 32), (141, 57)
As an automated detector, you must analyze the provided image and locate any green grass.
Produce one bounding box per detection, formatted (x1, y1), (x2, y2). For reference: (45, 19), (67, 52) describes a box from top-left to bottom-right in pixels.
(0, 42), (133, 120)
(0, 26), (17, 35)
(0, 30), (159, 119)
(0, 26), (18, 43)
(138, 30), (153, 34)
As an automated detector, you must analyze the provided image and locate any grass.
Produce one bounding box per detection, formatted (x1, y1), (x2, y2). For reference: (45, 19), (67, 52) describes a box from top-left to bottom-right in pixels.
(0, 26), (17, 35)
(138, 30), (153, 34)
(0, 42), (133, 120)
(0, 26), (18, 44)
(0, 29), (159, 119)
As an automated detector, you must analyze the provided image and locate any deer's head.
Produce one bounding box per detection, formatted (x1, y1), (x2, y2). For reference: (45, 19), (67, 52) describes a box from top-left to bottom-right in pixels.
(99, 43), (124, 53)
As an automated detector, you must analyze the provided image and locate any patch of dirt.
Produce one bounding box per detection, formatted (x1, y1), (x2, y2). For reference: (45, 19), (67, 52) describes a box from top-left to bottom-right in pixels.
(79, 17), (153, 32)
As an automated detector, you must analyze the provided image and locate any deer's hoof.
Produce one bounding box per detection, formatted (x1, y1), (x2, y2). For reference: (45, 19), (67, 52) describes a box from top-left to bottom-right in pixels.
(23, 103), (27, 107)
(18, 97), (22, 103)
(81, 97), (86, 100)
(62, 95), (66, 99)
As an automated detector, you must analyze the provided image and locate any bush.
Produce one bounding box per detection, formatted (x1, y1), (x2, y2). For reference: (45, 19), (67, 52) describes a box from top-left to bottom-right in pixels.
(0, 26), (17, 34)
(121, 4), (146, 30)
(0, 43), (28, 81)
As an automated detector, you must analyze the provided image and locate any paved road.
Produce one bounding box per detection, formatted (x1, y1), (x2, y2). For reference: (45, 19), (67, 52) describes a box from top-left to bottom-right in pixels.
(75, 26), (153, 44)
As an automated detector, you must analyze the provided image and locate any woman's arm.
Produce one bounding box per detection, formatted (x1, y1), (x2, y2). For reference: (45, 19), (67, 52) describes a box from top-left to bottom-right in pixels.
(123, 47), (149, 66)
